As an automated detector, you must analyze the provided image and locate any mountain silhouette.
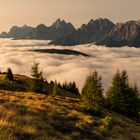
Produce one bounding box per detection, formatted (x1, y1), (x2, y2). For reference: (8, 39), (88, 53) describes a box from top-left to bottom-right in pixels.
(1, 18), (140, 47)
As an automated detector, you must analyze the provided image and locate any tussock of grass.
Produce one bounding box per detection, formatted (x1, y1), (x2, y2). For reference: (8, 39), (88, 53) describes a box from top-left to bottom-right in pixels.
(0, 90), (139, 140)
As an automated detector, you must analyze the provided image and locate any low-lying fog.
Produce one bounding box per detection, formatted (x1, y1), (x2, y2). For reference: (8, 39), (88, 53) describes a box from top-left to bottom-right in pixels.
(0, 38), (140, 91)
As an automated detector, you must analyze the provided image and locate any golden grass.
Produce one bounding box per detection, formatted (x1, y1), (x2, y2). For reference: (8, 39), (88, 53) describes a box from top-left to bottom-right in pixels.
(0, 90), (139, 140)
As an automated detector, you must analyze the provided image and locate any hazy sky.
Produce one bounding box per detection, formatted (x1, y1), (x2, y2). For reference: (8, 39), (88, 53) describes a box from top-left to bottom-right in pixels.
(0, 0), (140, 32)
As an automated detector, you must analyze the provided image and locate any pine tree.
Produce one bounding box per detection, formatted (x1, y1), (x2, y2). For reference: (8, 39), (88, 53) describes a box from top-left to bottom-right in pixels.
(50, 81), (54, 85)
(30, 62), (44, 93)
(52, 80), (59, 96)
(62, 81), (79, 96)
(57, 82), (62, 88)
(6, 68), (13, 81)
(82, 71), (104, 111)
(107, 70), (139, 116)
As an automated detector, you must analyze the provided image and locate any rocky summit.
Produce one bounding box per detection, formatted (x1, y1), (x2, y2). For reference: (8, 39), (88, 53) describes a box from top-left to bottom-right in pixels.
(50, 18), (140, 47)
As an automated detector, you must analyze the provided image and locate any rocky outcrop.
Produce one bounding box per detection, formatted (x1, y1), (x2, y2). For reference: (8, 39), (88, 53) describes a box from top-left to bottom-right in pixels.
(97, 20), (140, 47)
(51, 18), (76, 36)
(29, 19), (76, 40)
(50, 18), (115, 46)
(4, 25), (34, 38)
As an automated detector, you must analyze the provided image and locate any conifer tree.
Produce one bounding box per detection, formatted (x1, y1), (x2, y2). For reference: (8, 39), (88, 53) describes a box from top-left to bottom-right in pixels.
(62, 81), (79, 95)
(6, 68), (13, 81)
(52, 80), (59, 96)
(31, 62), (44, 93)
(107, 70), (139, 116)
(50, 81), (54, 85)
(82, 71), (104, 111)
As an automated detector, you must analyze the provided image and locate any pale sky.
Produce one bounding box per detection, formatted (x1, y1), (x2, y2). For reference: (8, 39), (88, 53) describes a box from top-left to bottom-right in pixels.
(0, 0), (140, 32)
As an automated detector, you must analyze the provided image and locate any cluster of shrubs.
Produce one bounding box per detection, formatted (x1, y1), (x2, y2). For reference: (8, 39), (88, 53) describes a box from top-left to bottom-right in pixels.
(50, 80), (80, 96)
(30, 62), (80, 96)
(82, 70), (140, 116)
(60, 81), (79, 94)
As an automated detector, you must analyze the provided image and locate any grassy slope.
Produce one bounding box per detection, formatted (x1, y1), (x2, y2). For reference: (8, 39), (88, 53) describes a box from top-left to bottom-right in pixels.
(0, 74), (140, 140)
(0, 74), (79, 98)
(0, 90), (139, 140)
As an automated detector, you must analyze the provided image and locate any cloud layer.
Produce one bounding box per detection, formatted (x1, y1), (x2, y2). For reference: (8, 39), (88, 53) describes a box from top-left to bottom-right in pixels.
(0, 39), (140, 92)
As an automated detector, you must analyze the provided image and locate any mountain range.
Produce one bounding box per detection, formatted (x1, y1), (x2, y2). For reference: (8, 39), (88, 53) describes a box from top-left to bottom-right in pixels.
(0, 19), (76, 40)
(1, 18), (140, 47)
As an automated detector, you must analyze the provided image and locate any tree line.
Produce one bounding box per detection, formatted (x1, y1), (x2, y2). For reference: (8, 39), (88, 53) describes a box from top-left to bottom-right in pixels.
(30, 62), (140, 116)
(3, 62), (140, 117)
(82, 70), (140, 116)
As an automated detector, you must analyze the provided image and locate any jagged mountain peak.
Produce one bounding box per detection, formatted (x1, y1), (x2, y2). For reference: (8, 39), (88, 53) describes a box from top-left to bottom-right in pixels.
(78, 18), (114, 33)
(36, 24), (48, 29)
(50, 18), (115, 46)
(10, 26), (18, 30)
(51, 19), (76, 31)
(125, 20), (138, 25)
(51, 18), (67, 29)
(88, 18), (114, 24)
(96, 19), (140, 47)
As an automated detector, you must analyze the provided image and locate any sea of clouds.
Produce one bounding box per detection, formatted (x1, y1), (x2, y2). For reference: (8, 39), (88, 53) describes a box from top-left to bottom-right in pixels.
(0, 38), (140, 92)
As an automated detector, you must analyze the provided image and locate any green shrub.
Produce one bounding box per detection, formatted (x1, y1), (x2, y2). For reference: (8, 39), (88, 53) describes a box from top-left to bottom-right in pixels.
(52, 80), (59, 96)
(100, 116), (112, 130)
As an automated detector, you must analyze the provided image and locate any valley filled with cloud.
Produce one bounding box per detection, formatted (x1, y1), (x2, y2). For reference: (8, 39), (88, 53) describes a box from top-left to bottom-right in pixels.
(0, 38), (140, 91)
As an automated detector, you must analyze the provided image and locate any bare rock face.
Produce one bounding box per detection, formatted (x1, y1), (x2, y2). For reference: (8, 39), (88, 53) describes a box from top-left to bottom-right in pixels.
(51, 18), (76, 36)
(50, 18), (115, 46)
(29, 19), (76, 40)
(97, 20), (140, 47)
(29, 24), (59, 40)
(50, 18), (140, 47)
(74, 18), (115, 44)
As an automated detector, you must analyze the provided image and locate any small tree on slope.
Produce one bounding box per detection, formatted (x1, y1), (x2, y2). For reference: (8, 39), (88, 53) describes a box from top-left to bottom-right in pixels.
(81, 70), (104, 111)
(52, 80), (59, 96)
(107, 70), (139, 116)
(31, 62), (44, 93)
(6, 68), (13, 81)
